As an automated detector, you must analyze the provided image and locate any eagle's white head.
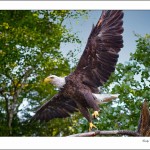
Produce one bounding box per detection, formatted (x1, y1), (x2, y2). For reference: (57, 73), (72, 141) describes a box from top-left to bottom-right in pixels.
(44, 75), (66, 88)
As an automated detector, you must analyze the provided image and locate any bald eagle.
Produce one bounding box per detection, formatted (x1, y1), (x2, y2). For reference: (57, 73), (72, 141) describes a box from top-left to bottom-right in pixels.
(32, 10), (124, 130)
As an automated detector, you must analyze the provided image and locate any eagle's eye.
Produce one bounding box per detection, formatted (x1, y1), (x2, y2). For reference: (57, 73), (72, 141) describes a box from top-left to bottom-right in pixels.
(50, 76), (54, 79)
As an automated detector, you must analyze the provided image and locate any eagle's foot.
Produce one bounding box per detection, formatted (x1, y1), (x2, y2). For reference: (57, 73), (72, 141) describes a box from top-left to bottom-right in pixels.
(92, 111), (99, 119)
(89, 122), (97, 131)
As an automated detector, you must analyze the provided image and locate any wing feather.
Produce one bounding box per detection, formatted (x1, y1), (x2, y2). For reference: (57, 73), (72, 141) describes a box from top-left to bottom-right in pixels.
(74, 10), (124, 88)
(32, 94), (78, 122)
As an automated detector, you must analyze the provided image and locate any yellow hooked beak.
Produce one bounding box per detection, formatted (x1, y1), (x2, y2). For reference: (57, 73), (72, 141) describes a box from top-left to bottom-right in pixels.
(44, 77), (52, 83)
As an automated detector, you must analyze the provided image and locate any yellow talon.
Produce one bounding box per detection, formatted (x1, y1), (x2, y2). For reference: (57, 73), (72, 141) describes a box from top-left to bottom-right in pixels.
(89, 122), (97, 131)
(92, 111), (99, 119)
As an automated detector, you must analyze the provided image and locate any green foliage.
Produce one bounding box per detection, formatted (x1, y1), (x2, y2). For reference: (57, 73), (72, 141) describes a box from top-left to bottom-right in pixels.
(0, 10), (87, 136)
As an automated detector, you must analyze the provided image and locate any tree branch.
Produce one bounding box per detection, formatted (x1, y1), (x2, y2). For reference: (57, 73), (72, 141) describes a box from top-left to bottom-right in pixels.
(0, 88), (12, 135)
(2, 68), (33, 135)
(67, 130), (141, 137)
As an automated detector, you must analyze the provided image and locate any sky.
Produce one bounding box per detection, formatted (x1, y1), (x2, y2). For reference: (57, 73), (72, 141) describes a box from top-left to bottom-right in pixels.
(60, 10), (150, 65)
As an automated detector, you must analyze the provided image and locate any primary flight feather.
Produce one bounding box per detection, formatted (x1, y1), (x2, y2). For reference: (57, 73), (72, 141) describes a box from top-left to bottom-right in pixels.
(32, 10), (124, 130)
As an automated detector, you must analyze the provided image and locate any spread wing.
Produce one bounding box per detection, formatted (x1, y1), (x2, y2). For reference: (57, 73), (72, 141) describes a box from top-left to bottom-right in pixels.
(74, 10), (124, 87)
(32, 93), (78, 122)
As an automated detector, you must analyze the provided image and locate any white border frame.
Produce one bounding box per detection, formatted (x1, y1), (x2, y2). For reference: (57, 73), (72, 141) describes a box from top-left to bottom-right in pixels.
(0, 0), (150, 149)
(0, 1), (149, 10)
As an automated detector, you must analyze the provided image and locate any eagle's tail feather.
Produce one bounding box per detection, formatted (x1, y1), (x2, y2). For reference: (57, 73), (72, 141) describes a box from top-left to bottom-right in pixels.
(92, 93), (119, 104)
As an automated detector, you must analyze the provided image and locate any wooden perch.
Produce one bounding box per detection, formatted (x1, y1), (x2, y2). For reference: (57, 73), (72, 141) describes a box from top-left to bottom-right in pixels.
(67, 101), (150, 137)
(67, 130), (140, 137)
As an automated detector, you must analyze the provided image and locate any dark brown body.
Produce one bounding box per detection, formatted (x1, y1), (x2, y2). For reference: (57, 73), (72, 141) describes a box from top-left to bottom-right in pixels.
(61, 73), (100, 122)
